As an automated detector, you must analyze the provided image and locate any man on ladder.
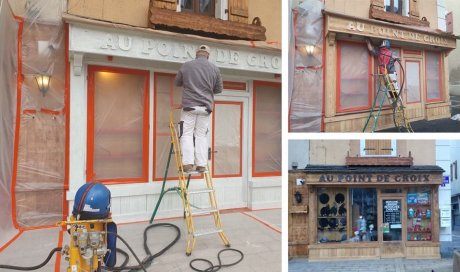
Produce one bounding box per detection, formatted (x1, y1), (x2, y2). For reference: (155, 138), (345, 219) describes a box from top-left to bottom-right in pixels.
(366, 39), (400, 99)
(175, 44), (223, 172)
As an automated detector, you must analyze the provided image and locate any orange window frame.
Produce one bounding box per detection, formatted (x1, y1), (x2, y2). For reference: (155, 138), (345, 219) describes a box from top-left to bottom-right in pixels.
(424, 51), (443, 103)
(86, 65), (150, 185)
(252, 81), (281, 177)
(223, 81), (247, 91)
(405, 60), (422, 104)
(336, 41), (372, 113)
(212, 101), (243, 178)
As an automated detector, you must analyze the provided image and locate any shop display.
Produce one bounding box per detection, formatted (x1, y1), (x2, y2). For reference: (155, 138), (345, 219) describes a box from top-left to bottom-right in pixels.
(407, 189), (432, 241)
(317, 189), (347, 243)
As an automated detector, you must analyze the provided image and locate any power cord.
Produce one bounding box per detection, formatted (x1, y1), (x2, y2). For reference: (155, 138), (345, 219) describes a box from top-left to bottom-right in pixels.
(0, 247), (62, 271)
(189, 248), (244, 272)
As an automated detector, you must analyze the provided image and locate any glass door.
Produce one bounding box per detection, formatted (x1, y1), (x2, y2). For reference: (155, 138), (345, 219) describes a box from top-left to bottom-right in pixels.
(379, 197), (406, 258)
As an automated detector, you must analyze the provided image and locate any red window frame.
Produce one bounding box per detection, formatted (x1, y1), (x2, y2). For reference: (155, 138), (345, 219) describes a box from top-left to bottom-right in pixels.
(86, 65), (150, 184)
(212, 101), (243, 178)
(405, 60), (422, 104)
(336, 41), (372, 113)
(424, 51), (443, 103)
(252, 81), (281, 177)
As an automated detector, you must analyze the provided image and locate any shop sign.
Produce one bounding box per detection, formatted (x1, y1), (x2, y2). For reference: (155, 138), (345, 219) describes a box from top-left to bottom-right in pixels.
(327, 16), (456, 49)
(383, 200), (401, 225)
(317, 174), (431, 183)
(441, 175), (449, 187)
(70, 24), (281, 74)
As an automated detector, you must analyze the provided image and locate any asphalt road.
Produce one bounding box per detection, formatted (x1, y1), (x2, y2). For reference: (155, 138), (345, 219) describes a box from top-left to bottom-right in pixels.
(378, 94), (460, 132)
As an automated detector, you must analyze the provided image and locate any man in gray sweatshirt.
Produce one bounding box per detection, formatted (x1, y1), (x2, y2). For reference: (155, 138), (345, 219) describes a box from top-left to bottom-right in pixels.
(175, 45), (223, 172)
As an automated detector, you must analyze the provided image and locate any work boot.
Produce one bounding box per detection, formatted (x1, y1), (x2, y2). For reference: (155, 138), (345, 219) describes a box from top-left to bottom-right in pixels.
(196, 166), (206, 172)
(183, 164), (194, 172)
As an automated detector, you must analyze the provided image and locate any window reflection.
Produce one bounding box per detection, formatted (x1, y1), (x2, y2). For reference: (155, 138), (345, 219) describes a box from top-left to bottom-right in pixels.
(200, 0), (210, 13)
(181, 0), (192, 10)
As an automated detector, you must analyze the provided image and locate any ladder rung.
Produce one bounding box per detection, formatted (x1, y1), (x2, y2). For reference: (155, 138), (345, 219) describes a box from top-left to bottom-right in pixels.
(193, 227), (223, 237)
(188, 188), (214, 195)
(191, 207), (218, 215)
(183, 170), (209, 175)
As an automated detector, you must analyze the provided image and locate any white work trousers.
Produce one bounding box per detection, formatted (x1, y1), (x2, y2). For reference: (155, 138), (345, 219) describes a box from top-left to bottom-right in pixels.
(388, 73), (400, 93)
(180, 107), (210, 167)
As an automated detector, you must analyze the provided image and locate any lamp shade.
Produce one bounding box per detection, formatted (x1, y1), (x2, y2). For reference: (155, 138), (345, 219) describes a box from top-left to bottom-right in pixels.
(34, 75), (51, 96)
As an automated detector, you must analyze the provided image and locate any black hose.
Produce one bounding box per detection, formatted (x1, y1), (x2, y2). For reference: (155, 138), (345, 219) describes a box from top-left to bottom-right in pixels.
(189, 248), (244, 272)
(395, 58), (405, 101)
(104, 223), (181, 272)
(0, 247), (62, 271)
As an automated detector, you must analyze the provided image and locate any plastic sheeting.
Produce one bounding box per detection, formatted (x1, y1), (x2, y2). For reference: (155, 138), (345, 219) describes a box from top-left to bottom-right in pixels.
(92, 71), (147, 180)
(13, 0), (66, 228)
(406, 61), (421, 103)
(289, 0), (324, 132)
(213, 102), (241, 176)
(253, 83), (281, 175)
(0, 0), (19, 248)
(426, 52), (442, 101)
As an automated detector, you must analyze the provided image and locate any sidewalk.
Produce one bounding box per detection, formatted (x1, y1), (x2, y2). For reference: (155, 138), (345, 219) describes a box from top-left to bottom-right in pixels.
(289, 230), (460, 272)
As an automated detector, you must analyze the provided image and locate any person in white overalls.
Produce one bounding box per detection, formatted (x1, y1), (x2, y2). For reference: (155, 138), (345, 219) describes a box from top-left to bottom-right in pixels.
(175, 45), (223, 172)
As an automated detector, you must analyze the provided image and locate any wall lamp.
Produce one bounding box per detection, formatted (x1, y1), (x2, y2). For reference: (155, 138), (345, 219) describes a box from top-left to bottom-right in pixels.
(305, 44), (315, 55)
(34, 74), (51, 97)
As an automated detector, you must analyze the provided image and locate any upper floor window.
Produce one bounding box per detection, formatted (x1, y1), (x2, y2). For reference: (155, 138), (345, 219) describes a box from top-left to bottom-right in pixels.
(360, 140), (397, 157)
(384, 0), (409, 16)
(181, 0), (215, 17)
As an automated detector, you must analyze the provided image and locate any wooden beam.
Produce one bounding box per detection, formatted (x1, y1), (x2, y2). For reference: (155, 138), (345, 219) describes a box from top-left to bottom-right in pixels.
(149, 7), (266, 41)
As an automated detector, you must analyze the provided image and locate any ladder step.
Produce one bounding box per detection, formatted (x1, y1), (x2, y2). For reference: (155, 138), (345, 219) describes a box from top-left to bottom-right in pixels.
(183, 170), (209, 175)
(191, 207), (219, 215)
(193, 227), (223, 237)
(188, 188), (214, 195)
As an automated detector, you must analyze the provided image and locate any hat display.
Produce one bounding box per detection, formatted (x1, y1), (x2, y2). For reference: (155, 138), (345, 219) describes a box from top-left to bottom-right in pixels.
(319, 193), (329, 204)
(335, 193), (345, 204)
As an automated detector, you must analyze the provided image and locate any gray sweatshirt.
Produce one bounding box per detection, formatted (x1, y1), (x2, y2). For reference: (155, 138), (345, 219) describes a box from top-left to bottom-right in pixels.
(175, 56), (223, 112)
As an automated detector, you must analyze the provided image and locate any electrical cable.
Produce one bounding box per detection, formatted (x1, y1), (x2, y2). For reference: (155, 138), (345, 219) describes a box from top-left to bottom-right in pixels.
(103, 223), (181, 272)
(0, 247), (62, 271)
(189, 248), (244, 272)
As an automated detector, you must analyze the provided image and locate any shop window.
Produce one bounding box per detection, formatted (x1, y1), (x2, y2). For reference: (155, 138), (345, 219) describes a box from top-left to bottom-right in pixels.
(181, 0), (215, 17)
(317, 188), (348, 243)
(337, 42), (371, 112)
(407, 188), (432, 241)
(153, 73), (183, 180)
(384, 0), (409, 16)
(351, 189), (378, 242)
(405, 61), (421, 103)
(425, 52), (442, 102)
(87, 66), (149, 184)
(252, 81), (281, 177)
(360, 140), (396, 156)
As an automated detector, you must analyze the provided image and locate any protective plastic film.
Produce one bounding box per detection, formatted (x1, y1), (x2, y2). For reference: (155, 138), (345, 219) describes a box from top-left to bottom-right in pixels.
(154, 73), (182, 180)
(339, 43), (370, 110)
(92, 71), (147, 180)
(426, 52), (442, 101)
(289, 0), (324, 132)
(0, 0), (19, 247)
(14, 0), (66, 228)
(406, 61), (421, 103)
(213, 102), (242, 177)
(253, 83), (281, 175)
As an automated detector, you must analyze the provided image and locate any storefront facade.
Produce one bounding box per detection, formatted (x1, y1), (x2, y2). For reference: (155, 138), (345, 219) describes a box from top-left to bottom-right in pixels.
(289, 0), (457, 132)
(288, 140), (445, 259)
(65, 15), (281, 222)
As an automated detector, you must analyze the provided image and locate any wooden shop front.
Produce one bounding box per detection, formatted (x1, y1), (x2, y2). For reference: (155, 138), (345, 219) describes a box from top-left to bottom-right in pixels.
(289, 159), (444, 260)
(322, 11), (457, 132)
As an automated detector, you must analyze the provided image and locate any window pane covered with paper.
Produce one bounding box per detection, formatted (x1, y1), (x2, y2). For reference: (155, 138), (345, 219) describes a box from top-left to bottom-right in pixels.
(213, 102), (242, 177)
(253, 82), (281, 175)
(154, 73), (182, 180)
(426, 52), (441, 101)
(339, 43), (370, 110)
(92, 70), (147, 181)
(406, 62), (421, 103)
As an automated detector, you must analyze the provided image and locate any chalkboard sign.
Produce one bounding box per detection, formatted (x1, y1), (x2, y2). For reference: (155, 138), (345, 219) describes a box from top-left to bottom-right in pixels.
(383, 200), (401, 224)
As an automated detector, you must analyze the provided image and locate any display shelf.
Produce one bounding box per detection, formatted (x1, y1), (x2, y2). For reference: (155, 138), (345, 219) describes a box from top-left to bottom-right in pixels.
(407, 230), (432, 233)
(318, 216), (346, 218)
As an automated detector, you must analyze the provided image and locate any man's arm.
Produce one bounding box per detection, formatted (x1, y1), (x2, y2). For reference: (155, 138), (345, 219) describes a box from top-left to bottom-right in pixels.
(213, 71), (223, 94)
(175, 70), (183, 87)
(366, 39), (378, 57)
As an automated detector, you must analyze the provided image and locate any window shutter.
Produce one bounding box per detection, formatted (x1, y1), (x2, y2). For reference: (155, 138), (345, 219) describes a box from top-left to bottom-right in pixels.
(409, 0), (420, 18)
(152, 0), (176, 11)
(370, 0), (384, 11)
(364, 140), (392, 156)
(229, 0), (248, 24)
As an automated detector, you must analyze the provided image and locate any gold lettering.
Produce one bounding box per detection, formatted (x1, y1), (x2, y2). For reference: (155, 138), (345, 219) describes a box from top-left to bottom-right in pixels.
(347, 21), (356, 31)
(357, 23), (365, 32)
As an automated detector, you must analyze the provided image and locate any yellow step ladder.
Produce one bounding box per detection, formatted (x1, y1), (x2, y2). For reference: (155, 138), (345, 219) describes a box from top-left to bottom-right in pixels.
(150, 110), (230, 256)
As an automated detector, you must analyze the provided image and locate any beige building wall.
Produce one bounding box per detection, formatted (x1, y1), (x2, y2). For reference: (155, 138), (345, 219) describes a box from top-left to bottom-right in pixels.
(248, 0), (281, 42)
(309, 140), (435, 165)
(446, 0), (460, 93)
(66, 0), (281, 42)
(324, 0), (439, 29)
